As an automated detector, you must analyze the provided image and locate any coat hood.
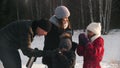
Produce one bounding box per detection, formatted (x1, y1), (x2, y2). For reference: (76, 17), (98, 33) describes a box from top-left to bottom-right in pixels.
(87, 22), (101, 35)
(86, 22), (101, 42)
(49, 15), (59, 27)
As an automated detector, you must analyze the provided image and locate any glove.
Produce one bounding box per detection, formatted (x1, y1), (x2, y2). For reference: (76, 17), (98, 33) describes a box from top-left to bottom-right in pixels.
(71, 42), (78, 51)
(79, 33), (89, 46)
(31, 48), (43, 57)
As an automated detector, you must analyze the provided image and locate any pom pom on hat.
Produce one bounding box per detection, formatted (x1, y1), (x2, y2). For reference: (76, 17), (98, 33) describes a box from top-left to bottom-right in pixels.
(86, 22), (101, 35)
(55, 6), (70, 19)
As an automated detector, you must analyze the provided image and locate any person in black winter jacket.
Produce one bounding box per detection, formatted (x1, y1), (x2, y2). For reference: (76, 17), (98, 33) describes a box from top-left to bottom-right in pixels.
(40, 33), (76, 68)
(52, 33), (76, 68)
(42, 6), (76, 68)
(0, 19), (51, 68)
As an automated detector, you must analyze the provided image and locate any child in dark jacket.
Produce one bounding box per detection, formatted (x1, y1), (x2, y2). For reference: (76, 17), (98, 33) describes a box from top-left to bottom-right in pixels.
(41, 33), (76, 68)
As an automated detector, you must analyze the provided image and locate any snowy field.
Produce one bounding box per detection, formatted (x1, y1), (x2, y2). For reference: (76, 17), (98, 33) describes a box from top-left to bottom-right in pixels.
(0, 29), (120, 68)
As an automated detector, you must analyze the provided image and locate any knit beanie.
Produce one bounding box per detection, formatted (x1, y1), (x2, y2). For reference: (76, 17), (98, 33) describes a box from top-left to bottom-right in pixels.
(86, 22), (101, 35)
(55, 6), (70, 19)
(32, 19), (51, 34)
(59, 38), (72, 51)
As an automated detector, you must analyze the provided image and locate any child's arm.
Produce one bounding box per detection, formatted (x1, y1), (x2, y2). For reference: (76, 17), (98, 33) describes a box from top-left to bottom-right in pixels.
(76, 33), (88, 56)
(76, 45), (85, 56)
(85, 37), (104, 61)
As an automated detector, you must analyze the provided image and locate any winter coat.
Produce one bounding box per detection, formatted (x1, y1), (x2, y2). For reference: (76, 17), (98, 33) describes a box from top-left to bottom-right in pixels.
(77, 36), (104, 68)
(43, 49), (76, 68)
(0, 20), (34, 56)
(42, 16), (76, 66)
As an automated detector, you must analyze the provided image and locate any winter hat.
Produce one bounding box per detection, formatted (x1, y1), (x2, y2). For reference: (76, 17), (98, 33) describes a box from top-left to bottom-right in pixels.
(32, 19), (51, 33)
(59, 38), (72, 51)
(86, 22), (101, 35)
(55, 6), (70, 19)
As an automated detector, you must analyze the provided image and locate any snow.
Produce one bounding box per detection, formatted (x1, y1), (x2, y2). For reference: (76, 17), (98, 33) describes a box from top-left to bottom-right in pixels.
(0, 29), (120, 68)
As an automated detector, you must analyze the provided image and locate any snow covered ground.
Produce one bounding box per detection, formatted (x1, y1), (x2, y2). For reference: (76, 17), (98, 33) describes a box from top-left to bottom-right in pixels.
(0, 29), (120, 68)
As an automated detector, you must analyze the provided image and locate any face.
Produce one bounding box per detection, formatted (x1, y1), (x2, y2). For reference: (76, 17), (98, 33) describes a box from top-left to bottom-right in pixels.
(87, 30), (95, 38)
(36, 27), (48, 36)
(62, 17), (69, 29)
(60, 48), (68, 52)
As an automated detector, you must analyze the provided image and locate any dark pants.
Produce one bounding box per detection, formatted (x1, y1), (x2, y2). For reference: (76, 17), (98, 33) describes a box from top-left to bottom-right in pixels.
(0, 47), (21, 68)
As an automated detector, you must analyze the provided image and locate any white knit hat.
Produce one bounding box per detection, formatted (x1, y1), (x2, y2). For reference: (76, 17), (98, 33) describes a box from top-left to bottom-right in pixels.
(86, 22), (101, 35)
(55, 6), (70, 19)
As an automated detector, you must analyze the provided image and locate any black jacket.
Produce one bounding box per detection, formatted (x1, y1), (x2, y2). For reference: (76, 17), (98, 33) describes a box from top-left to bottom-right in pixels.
(52, 50), (76, 68)
(0, 20), (34, 56)
(42, 16), (74, 65)
(42, 49), (76, 68)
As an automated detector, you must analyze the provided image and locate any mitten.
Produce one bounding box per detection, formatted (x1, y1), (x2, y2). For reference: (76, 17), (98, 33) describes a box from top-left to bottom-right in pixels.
(79, 33), (89, 46)
(32, 48), (43, 57)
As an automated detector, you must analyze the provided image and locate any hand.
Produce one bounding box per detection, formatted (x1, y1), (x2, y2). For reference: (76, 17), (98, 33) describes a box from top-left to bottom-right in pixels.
(71, 42), (78, 51)
(57, 52), (68, 62)
(32, 48), (43, 57)
(79, 33), (89, 46)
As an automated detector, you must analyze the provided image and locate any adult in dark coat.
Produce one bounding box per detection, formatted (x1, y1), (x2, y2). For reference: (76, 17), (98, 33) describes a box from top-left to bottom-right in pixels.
(42, 6), (76, 68)
(0, 19), (51, 68)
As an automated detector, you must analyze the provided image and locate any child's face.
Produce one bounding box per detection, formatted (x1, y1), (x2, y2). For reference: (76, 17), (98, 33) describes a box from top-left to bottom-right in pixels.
(87, 30), (95, 38)
(60, 48), (68, 52)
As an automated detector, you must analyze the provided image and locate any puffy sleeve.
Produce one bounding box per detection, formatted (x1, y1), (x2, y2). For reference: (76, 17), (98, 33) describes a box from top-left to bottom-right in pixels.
(20, 27), (34, 57)
(76, 37), (104, 61)
(76, 45), (85, 56)
(85, 37), (104, 61)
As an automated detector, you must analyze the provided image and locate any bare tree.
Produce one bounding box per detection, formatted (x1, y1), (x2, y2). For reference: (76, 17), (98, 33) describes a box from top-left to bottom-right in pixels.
(89, 0), (94, 22)
(103, 0), (112, 34)
(80, 0), (85, 31)
(106, 0), (112, 33)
